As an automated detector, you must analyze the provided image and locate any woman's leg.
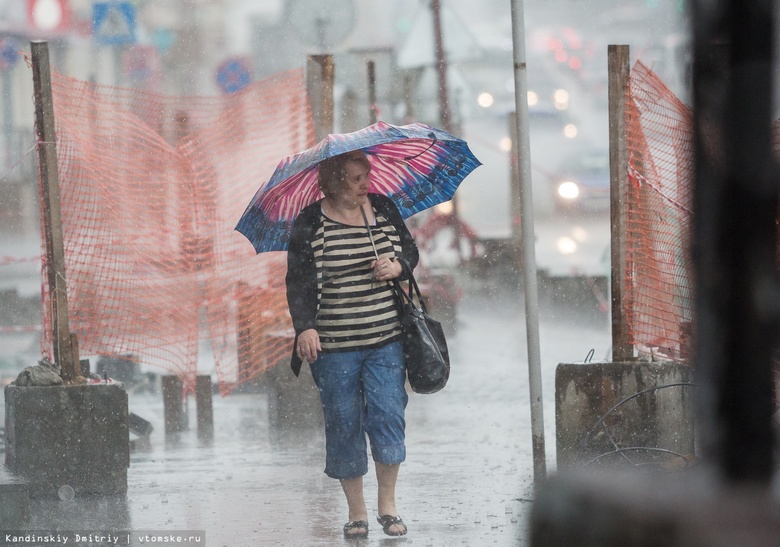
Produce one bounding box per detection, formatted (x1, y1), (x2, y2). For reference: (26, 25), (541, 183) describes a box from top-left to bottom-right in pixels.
(363, 341), (408, 535)
(309, 350), (370, 534)
(375, 462), (404, 532)
(340, 475), (368, 524)
(309, 351), (368, 479)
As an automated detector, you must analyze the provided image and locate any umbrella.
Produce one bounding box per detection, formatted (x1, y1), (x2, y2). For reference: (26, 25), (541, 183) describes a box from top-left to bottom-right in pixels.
(235, 121), (481, 253)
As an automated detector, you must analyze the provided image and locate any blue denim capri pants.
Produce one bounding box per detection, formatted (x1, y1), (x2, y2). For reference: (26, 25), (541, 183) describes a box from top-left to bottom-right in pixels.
(308, 340), (408, 479)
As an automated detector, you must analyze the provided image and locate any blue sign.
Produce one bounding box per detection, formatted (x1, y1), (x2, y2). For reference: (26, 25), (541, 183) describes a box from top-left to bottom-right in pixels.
(216, 58), (252, 94)
(0, 39), (19, 71)
(92, 2), (136, 46)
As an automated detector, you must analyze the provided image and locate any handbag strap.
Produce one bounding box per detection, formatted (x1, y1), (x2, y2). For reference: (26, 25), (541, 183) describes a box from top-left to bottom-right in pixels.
(394, 261), (428, 314)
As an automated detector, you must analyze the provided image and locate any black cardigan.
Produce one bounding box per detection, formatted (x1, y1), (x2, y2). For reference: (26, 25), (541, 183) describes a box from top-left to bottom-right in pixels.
(285, 193), (419, 376)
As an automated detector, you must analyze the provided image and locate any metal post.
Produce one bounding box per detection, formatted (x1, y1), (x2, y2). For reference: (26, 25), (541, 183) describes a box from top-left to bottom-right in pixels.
(608, 45), (633, 362)
(31, 40), (76, 383)
(508, 113), (523, 268)
(692, 0), (776, 482)
(306, 54), (334, 141)
(509, 0), (546, 484)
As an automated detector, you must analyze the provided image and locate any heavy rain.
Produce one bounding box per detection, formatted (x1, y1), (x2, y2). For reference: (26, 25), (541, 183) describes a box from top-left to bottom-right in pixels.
(5, 1), (778, 546)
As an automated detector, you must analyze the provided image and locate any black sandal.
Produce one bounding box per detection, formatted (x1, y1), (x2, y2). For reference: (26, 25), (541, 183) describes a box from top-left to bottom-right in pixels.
(343, 520), (369, 539)
(377, 514), (408, 536)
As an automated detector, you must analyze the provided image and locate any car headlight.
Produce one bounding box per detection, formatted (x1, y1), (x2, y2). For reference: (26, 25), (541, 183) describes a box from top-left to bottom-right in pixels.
(557, 236), (577, 254)
(557, 181), (580, 200)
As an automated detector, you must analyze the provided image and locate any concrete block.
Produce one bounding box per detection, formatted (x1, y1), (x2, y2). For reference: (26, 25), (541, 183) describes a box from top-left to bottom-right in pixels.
(0, 463), (29, 527)
(260, 363), (323, 432)
(555, 361), (695, 472)
(195, 375), (214, 437)
(4, 384), (129, 497)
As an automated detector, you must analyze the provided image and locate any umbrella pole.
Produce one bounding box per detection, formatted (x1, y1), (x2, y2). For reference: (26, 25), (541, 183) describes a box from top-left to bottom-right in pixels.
(510, 0), (547, 486)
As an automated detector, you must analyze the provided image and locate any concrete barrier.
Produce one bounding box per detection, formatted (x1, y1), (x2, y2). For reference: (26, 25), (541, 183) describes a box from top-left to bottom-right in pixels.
(0, 463), (29, 527)
(555, 361), (695, 472)
(4, 383), (129, 497)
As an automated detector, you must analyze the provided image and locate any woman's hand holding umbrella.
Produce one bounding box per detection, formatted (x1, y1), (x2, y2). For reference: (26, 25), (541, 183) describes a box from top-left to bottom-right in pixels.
(372, 257), (402, 282)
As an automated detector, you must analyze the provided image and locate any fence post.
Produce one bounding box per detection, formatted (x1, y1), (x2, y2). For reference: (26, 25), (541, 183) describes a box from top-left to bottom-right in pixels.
(608, 44), (633, 362)
(306, 55), (334, 141)
(30, 40), (76, 382)
(367, 60), (377, 124)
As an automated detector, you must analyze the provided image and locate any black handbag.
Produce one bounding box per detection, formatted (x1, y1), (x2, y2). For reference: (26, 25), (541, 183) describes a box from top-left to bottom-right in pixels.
(393, 272), (450, 394)
(360, 205), (449, 393)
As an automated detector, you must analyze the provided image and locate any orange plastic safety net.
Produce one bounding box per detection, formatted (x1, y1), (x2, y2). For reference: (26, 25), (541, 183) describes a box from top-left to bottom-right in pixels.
(38, 68), (313, 394)
(624, 60), (695, 361)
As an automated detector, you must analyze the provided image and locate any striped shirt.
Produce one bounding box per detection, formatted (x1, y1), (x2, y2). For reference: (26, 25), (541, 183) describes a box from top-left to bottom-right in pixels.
(313, 208), (402, 352)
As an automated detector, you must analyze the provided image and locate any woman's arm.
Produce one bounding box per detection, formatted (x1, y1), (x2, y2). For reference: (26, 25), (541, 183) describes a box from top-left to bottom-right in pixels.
(285, 207), (319, 333)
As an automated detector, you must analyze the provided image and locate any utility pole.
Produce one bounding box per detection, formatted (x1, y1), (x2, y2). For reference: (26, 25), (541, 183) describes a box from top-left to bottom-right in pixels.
(431, 0), (463, 258)
(431, 0), (452, 132)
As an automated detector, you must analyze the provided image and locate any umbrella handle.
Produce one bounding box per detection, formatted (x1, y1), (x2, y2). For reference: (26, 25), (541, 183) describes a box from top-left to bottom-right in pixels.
(361, 205), (380, 261)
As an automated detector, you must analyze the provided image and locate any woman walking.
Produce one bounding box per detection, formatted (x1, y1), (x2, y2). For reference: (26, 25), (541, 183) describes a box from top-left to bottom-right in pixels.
(285, 150), (419, 538)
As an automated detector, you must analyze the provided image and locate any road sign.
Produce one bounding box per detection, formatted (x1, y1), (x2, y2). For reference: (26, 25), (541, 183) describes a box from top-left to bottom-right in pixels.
(216, 57), (252, 94)
(28, 0), (70, 33)
(92, 1), (136, 46)
(0, 38), (19, 70)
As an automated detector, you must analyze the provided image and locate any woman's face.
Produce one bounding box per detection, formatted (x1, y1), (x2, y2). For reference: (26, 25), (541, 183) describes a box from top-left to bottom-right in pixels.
(333, 159), (371, 209)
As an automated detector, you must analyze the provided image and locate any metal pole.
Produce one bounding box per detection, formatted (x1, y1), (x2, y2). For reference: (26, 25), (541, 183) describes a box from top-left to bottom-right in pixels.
(608, 45), (633, 362)
(509, 0), (546, 484)
(30, 40), (76, 382)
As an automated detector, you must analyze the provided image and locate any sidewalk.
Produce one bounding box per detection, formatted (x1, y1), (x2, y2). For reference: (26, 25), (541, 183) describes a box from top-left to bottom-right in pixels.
(2, 290), (612, 546)
(3, 382), (531, 547)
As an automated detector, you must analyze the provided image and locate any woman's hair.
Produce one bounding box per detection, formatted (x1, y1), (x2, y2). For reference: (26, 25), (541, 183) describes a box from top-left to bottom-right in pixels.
(317, 150), (371, 197)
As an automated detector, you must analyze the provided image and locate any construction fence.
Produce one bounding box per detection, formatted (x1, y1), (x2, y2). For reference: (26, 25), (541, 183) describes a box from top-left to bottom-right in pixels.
(38, 66), (312, 394)
(23, 58), (748, 394)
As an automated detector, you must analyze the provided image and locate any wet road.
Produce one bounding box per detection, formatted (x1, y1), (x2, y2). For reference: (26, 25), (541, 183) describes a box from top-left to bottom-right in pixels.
(2, 284), (611, 546)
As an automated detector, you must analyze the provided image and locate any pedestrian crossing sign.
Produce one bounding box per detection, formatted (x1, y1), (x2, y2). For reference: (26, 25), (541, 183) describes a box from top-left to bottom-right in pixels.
(92, 1), (136, 46)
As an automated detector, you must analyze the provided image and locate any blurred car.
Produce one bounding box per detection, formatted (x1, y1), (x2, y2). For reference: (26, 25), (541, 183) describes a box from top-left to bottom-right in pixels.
(550, 148), (610, 213)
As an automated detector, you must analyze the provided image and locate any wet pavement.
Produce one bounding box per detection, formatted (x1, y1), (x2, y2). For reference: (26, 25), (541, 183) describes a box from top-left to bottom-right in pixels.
(2, 286), (612, 546)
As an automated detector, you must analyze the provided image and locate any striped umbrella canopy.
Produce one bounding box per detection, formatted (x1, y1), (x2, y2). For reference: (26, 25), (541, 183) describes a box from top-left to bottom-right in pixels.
(235, 121), (481, 253)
